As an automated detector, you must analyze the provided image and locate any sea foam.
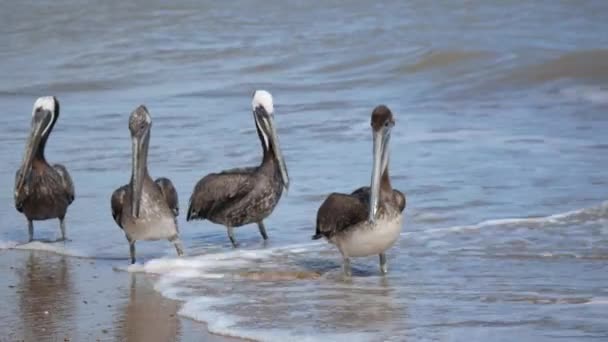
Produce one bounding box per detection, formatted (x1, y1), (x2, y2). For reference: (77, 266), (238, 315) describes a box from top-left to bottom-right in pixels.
(141, 201), (608, 341)
(0, 240), (88, 257)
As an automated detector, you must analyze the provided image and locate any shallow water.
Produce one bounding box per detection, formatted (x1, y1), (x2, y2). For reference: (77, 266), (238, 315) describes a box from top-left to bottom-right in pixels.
(1, 0), (608, 341)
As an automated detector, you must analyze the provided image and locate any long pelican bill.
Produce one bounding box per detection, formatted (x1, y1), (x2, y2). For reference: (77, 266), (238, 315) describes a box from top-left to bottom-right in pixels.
(369, 124), (391, 223)
(130, 132), (148, 218)
(15, 109), (52, 196)
(255, 107), (289, 190)
(267, 116), (289, 190)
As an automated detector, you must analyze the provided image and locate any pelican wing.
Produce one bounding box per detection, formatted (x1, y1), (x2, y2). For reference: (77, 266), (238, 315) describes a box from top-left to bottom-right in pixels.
(313, 189), (369, 240)
(352, 186), (406, 212)
(349, 186), (372, 203)
(187, 167), (256, 221)
(52, 164), (75, 204)
(111, 185), (128, 229)
(14, 169), (26, 212)
(394, 189), (406, 212)
(155, 177), (179, 217)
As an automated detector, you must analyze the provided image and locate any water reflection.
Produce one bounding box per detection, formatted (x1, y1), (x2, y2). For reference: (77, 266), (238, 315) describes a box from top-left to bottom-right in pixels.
(115, 274), (182, 342)
(17, 252), (74, 341)
(311, 277), (401, 333)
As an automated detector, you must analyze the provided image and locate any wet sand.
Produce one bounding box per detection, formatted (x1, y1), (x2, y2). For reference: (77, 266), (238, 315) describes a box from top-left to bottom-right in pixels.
(0, 249), (243, 342)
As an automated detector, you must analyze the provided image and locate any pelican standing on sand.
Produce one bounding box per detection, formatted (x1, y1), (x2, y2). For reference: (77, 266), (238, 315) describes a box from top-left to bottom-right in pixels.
(187, 90), (289, 247)
(313, 105), (406, 276)
(14, 96), (75, 242)
(111, 105), (184, 264)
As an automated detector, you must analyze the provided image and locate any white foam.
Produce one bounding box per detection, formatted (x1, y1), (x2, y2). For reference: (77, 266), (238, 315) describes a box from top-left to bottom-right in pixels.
(560, 85), (608, 105)
(0, 239), (88, 257)
(121, 201), (608, 341)
(130, 242), (320, 277)
(178, 297), (375, 342)
(112, 243), (323, 292)
(252, 90), (274, 114)
(113, 263), (146, 273)
(586, 298), (608, 305)
(0, 240), (19, 249)
(144, 202), (608, 341)
(407, 200), (608, 237)
(133, 242), (376, 341)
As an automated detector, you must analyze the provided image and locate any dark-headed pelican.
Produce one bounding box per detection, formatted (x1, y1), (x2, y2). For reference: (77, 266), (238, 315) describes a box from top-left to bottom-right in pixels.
(313, 105), (406, 276)
(111, 105), (184, 264)
(187, 90), (289, 247)
(14, 96), (75, 242)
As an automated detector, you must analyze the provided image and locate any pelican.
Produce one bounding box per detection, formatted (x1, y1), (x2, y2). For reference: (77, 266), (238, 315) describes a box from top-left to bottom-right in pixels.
(111, 105), (184, 264)
(14, 96), (75, 242)
(187, 90), (289, 247)
(313, 105), (406, 276)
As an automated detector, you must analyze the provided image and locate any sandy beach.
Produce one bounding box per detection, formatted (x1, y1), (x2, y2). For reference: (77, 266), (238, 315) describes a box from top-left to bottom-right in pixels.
(0, 249), (243, 342)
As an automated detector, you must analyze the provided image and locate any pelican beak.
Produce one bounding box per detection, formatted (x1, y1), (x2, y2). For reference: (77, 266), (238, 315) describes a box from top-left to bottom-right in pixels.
(254, 107), (289, 190)
(369, 124), (391, 223)
(15, 108), (53, 196)
(130, 128), (149, 218)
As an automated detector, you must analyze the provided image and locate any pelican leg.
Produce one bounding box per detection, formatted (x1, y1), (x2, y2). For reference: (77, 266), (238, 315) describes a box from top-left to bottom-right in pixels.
(59, 217), (67, 241)
(27, 220), (34, 242)
(379, 253), (388, 275)
(127, 237), (136, 264)
(257, 221), (269, 240)
(227, 226), (239, 248)
(342, 256), (352, 277)
(170, 236), (184, 257)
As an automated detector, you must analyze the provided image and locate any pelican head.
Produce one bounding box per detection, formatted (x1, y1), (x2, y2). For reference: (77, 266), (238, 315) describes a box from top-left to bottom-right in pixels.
(129, 105), (152, 218)
(369, 105), (394, 223)
(252, 90), (289, 190)
(15, 96), (59, 196)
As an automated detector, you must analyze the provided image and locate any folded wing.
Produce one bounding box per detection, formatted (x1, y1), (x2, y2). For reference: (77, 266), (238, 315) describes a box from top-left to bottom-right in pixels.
(111, 185), (128, 229)
(53, 164), (75, 204)
(187, 167), (256, 221)
(155, 177), (179, 217)
(313, 190), (368, 240)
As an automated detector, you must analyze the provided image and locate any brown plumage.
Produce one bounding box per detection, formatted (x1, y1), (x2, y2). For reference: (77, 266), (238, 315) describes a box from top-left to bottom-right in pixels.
(187, 163), (282, 222)
(14, 96), (75, 242)
(110, 105), (183, 264)
(155, 177), (179, 217)
(313, 105), (406, 276)
(111, 185), (128, 230)
(314, 186), (405, 240)
(111, 178), (179, 229)
(187, 90), (289, 247)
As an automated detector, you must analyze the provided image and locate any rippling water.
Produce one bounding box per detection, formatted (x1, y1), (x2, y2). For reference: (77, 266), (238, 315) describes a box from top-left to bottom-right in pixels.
(1, 1), (608, 341)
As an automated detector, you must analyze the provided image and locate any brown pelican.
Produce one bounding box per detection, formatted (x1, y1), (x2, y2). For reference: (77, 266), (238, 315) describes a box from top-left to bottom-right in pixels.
(187, 90), (289, 247)
(14, 96), (75, 242)
(111, 105), (184, 264)
(313, 105), (406, 276)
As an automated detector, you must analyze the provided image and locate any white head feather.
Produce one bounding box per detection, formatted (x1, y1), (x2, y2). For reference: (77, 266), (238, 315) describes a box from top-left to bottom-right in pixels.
(252, 90), (274, 114)
(32, 96), (56, 115)
(32, 96), (57, 136)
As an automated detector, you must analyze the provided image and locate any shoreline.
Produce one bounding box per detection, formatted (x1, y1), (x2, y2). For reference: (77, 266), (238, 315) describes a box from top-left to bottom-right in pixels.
(0, 248), (247, 342)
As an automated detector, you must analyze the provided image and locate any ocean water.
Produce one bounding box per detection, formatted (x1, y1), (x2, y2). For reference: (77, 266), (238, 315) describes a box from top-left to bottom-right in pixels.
(1, 0), (608, 341)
